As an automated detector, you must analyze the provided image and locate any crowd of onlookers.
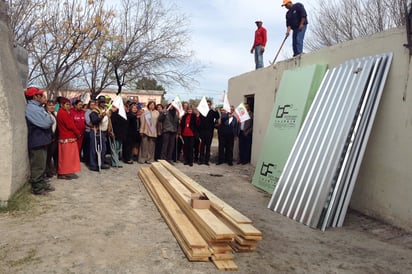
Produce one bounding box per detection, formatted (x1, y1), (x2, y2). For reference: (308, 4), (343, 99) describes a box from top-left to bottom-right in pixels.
(25, 87), (253, 195)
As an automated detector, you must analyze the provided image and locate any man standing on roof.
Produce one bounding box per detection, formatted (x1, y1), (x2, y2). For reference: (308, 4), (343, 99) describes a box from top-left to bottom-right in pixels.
(282, 0), (308, 57)
(250, 20), (267, 69)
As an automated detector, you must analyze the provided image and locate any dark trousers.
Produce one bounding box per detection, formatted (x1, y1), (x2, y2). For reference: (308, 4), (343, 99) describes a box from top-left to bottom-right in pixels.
(194, 134), (200, 162)
(161, 132), (176, 161)
(173, 136), (184, 161)
(218, 134), (234, 164)
(123, 136), (133, 162)
(90, 130), (107, 169)
(29, 147), (48, 192)
(199, 130), (213, 164)
(183, 135), (195, 164)
(82, 131), (91, 165)
(239, 131), (252, 163)
(46, 139), (57, 176)
(155, 134), (163, 160)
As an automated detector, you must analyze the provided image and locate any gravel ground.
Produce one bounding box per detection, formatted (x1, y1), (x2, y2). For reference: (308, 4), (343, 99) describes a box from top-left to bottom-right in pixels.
(1, 151), (412, 274)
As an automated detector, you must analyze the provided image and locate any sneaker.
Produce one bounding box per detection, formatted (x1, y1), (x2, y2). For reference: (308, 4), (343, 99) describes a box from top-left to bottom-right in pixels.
(101, 164), (110, 169)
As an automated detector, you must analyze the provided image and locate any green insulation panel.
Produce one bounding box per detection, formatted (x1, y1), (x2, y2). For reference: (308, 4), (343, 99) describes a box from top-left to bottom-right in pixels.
(252, 64), (327, 193)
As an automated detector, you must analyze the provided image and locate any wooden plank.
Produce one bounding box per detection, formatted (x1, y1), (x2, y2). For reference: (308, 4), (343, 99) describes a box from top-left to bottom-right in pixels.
(211, 207), (263, 240)
(138, 168), (210, 261)
(194, 209), (236, 240)
(212, 259), (238, 271)
(229, 241), (257, 253)
(150, 162), (235, 242)
(209, 244), (233, 254)
(139, 169), (209, 260)
(211, 252), (235, 261)
(234, 235), (258, 246)
(158, 160), (253, 224)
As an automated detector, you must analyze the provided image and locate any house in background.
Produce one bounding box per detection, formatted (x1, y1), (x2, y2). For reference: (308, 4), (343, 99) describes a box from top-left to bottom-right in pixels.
(60, 88), (165, 108)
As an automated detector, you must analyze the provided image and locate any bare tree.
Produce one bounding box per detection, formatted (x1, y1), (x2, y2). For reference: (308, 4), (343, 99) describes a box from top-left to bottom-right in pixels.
(9, 0), (114, 98)
(7, 0), (47, 47)
(103, 0), (202, 95)
(9, 0), (202, 99)
(306, 0), (406, 51)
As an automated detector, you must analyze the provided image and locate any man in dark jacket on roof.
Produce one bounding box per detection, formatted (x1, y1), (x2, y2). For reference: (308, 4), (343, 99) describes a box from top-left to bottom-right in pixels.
(282, 0), (308, 57)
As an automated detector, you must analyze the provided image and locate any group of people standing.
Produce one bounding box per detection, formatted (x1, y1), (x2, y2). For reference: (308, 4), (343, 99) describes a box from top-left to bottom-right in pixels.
(251, 0), (308, 69)
(25, 87), (254, 195)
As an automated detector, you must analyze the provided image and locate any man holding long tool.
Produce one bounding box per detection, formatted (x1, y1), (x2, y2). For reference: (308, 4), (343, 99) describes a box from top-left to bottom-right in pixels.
(282, 0), (308, 57)
(89, 95), (111, 171)
(250, 20), (267, 69)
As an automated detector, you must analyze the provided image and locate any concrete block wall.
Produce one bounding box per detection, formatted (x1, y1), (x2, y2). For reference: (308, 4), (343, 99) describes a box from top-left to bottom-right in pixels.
(228, 27), (412, 231)
(0, 1), (29, 205)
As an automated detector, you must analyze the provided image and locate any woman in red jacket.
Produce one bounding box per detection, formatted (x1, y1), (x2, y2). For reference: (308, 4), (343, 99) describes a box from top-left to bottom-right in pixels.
(56, 97), (81, 180)
(70, 99), (86, 159)
(180, 105), (199, 166)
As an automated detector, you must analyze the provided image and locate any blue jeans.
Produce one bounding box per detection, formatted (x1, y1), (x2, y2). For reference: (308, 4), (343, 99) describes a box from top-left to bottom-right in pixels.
(292, 24), (307, 56)
(254, 45), (264, 69)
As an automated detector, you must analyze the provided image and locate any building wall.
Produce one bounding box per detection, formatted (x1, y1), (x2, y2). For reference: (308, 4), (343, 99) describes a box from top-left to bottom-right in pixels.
(0, 1), (29, 205)
(228, 27), (412, 231)
(62, 90), (164, 108)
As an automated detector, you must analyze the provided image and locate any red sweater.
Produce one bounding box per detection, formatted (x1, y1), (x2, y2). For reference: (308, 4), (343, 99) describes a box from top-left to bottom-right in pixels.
(182, 114), (195, 137)
(253, 26), (267, 48)
(57, 108), (80, 139)
(70, 108), (86, 134)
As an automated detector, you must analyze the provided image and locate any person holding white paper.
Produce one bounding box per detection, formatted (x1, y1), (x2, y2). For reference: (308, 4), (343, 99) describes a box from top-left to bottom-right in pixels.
(139, 101), (159, 164)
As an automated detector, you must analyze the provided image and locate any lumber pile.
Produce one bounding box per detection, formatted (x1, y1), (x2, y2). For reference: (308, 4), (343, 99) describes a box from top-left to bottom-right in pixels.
(138, 160), (262, 271)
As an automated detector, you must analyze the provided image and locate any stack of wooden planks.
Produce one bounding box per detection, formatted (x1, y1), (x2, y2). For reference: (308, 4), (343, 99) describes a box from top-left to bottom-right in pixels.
(138, 160), (262, 271)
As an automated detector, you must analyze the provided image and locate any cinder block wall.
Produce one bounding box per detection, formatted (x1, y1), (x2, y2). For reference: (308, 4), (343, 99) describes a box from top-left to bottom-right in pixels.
(229, 27), (412, 231)
(0, 1), (29, 205)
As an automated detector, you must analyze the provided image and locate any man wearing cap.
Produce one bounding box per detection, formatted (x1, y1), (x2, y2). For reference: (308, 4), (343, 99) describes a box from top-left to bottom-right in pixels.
(250, 20), (267, 69)
(25, 87), (55, 195)
(89, 95), (111, 171)
(282, 0), (308, 57)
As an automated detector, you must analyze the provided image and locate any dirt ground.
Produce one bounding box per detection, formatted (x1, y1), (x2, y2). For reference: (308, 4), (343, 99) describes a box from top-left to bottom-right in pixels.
(1, 148), (412, 274)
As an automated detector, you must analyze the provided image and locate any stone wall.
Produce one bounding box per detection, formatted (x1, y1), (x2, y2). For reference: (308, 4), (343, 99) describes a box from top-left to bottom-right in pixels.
(0, 1), (29, 205)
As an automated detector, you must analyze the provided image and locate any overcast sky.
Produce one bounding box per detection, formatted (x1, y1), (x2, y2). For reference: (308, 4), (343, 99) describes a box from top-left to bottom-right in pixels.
(162, 0), (315, 104)
(111, 0), (315, 104)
